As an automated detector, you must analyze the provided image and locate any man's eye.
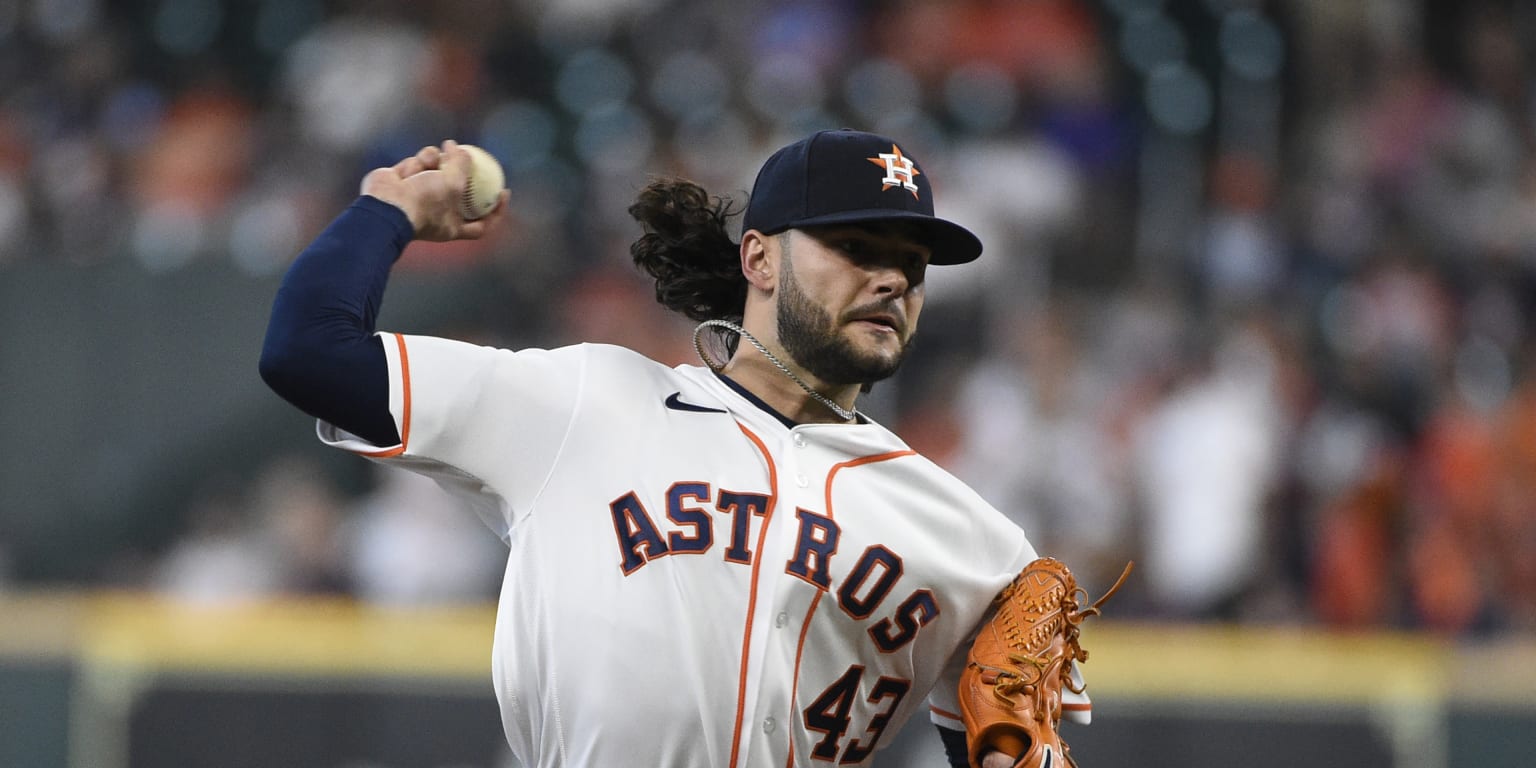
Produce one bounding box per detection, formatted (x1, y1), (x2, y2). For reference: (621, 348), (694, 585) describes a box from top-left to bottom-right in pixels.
(839, 240), (866, 255)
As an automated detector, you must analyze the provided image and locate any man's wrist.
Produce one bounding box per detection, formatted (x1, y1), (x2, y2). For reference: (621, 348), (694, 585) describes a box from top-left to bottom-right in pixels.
(354, 195), (418, 249)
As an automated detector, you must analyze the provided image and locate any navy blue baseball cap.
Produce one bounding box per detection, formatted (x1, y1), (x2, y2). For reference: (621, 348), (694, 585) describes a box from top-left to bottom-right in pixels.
(742, 129), (983, 265)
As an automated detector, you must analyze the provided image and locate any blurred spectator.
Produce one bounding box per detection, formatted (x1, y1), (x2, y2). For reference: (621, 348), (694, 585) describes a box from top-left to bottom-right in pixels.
(130, 85), (255, 217)
(1196, 150), (1285, 311)
(154, 475), (284, 604)
(280, 14), (430, 156)
(249, 454), (353, 595)
(0, 112), (33, 264)
(870, 0), (1100, 92)
(933, 131), (1082, 313)
(1494, 370), (1536, 630)
(1308, 445), (1404, 629)
(155, 455), (350, 602)
(1407, 385), (1500, 633)
(128, 85), (257, 270)
(1318, 245), (1456, 439)
(947, 302), (1131, 594)
(1130, 322), (1287, 620)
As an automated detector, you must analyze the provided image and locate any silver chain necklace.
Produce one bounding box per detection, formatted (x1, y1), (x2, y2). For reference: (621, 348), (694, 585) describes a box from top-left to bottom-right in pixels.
(692, 319), (858, 422)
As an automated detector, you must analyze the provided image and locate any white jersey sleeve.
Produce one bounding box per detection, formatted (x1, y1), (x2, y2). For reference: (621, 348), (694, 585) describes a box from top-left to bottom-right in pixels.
(924, 541), (1097, 733)
(922, 531), (1039, 733)
(316, 332), (584, 539)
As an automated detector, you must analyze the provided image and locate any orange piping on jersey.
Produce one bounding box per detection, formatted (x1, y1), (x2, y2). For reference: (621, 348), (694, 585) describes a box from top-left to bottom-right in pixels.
(929, 704), (962, 721)
(728, 423), (779, 768)
(784, 589), (825, 768)
(822, 450), (917, 520)
(1063, 702), (1092, 712)
(777, 449), (916, 764)
(359, 333), (411, 458)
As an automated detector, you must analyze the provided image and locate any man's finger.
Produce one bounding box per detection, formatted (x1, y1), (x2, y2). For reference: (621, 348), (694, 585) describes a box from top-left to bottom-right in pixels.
(437, 140), (470, 180)
(416, 144), (442, 171)
(455, 192), (511, 239)
(390, 144), (445, 178)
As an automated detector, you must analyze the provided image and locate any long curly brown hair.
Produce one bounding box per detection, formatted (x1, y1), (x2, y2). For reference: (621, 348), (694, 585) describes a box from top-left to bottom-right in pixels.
(628, 177), (748, 356)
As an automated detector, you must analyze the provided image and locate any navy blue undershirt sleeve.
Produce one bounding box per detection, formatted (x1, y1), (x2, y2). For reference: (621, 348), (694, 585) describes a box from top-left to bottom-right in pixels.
(259, 195), (414, 447)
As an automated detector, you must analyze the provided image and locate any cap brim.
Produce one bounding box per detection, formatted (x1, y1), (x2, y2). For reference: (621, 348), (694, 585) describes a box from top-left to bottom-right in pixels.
(771, 209), (983, 265)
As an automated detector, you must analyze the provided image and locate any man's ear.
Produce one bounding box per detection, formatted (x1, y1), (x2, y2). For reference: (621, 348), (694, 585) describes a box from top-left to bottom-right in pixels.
(740, 230), (777, 291)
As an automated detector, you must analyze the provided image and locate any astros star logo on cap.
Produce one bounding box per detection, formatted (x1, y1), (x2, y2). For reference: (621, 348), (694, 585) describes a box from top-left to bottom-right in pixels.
(867, 144), (921, 199)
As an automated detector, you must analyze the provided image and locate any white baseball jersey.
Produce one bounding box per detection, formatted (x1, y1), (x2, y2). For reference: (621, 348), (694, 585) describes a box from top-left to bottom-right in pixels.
(318, 334), (1086, 767)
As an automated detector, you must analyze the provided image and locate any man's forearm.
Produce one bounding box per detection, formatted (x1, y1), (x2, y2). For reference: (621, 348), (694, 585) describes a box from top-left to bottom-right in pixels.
(258, 196), (413, 445)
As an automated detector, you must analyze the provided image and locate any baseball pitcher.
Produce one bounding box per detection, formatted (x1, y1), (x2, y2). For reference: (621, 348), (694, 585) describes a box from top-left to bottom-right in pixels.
(261, 130), (1121, 767)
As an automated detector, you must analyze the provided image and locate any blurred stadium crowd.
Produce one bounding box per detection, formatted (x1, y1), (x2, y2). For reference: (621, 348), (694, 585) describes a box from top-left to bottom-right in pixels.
(3, 0), (1536, 637)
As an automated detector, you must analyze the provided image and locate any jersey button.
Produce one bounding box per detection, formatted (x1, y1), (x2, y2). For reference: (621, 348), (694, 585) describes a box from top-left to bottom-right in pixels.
(795, 474), (808, 488)
(763, 717), (776, 734)
(793, 434), (807, 448)
(775, 611), (789, 628)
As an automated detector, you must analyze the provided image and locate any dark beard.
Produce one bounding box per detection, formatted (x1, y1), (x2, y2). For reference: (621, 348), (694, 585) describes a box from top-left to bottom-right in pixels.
(777, 263), (908, 386)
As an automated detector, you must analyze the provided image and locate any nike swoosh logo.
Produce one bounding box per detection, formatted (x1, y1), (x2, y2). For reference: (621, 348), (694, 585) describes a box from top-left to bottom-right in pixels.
(665, 392), (727, 414)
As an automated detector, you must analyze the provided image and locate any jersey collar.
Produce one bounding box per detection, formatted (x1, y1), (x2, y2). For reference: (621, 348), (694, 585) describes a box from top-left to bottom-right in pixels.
(714, 372), (867, 428)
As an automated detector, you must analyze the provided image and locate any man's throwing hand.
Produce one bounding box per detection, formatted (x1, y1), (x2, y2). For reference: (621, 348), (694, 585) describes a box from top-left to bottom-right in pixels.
(361, 139), (510, 242)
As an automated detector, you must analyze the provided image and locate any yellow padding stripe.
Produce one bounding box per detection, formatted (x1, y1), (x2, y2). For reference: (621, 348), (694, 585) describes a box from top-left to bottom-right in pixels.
(0, 591), (87, 659)
(78, 592), (494, 678)
(5, 593), (1536, 705)
(1081, 623), (1448, 704)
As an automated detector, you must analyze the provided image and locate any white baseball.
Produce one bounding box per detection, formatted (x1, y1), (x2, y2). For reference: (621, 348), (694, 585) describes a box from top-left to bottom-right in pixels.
(457, 144), (505, 221)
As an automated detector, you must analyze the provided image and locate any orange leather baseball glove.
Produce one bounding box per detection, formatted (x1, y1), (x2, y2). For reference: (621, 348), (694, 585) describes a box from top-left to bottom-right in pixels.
(958, 558), (1132, 768)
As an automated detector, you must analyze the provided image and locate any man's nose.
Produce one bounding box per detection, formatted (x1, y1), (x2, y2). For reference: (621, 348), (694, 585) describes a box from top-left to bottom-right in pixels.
(871, 262), (909, 295)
